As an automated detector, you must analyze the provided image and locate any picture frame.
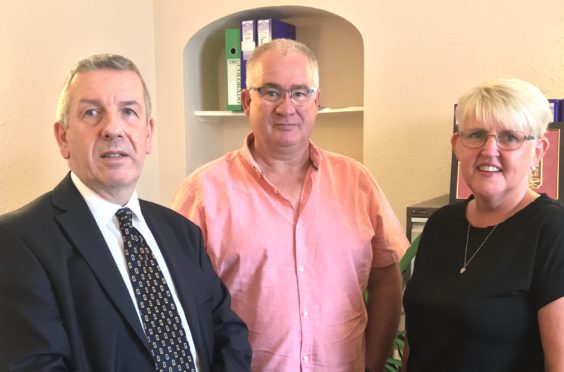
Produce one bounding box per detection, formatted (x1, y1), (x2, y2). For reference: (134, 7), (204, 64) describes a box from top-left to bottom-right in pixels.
(449, 121), (563, 203)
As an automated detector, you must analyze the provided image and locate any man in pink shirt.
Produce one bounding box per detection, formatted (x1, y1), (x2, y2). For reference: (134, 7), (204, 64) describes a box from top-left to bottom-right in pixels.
(172, 39), (408, 372)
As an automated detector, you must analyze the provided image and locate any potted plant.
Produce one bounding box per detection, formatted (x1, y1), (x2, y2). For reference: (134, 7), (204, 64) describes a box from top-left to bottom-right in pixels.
(385, 234), (421, 371)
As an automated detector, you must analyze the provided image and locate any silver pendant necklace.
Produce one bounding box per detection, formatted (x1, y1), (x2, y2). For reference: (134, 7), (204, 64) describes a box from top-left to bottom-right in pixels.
(460, 223), (498, 274)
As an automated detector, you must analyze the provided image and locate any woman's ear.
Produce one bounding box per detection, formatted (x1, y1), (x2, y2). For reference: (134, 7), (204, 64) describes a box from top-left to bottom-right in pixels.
(532, 135), (550, 169)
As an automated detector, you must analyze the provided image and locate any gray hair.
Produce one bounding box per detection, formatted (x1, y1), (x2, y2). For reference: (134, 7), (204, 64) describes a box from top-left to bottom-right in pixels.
(455, 78), (552, 137)
(246, 38), (319, 89)
(56, 54), (151, 127)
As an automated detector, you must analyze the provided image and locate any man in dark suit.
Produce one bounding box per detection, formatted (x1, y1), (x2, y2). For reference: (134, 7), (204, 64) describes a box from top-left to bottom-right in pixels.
(0, 54), (251, 372)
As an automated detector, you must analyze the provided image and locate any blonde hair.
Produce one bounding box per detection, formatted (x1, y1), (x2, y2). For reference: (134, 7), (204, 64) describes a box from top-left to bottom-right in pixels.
(455, 78), (551, 137)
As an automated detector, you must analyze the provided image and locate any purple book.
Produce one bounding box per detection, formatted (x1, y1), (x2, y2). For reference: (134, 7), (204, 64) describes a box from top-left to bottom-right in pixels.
(257, 18), (296, 46)
(240, 20), (256, 89)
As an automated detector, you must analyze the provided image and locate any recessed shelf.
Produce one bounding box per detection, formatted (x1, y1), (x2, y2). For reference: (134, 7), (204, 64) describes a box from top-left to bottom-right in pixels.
(184, 7), (364, 172)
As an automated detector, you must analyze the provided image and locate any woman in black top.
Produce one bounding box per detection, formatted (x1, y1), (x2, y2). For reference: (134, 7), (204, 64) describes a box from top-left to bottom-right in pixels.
(403, 78), (564, 371)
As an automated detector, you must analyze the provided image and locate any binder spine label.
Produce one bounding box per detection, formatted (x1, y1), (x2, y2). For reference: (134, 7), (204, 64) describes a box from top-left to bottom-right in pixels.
(225, 27), (242, 110)
(257, 19), (271, 45)
(227, 59), (241, 107)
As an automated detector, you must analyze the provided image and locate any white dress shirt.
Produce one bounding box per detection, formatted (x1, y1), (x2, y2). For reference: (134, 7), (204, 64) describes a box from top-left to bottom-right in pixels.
(71, 172), (200, 370)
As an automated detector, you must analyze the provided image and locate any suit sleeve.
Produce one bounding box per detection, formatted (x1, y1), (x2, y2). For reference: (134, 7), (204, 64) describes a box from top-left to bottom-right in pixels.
(0, 223), (72, 371)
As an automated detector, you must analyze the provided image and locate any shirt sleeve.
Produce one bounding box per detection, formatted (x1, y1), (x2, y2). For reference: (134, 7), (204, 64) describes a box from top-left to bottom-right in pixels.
(532, 206), (564, 309)
(364, 171), (409, 267)
(171, 176), (208, 246)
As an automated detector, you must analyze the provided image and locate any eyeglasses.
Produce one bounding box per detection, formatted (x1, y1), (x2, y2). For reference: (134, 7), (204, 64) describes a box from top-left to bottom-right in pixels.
(248, 85), (317, 104)
(458, 129), (536, 150)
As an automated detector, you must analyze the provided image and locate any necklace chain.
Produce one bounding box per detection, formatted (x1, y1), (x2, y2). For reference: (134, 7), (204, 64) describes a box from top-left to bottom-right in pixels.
(460, 223), (498, 274)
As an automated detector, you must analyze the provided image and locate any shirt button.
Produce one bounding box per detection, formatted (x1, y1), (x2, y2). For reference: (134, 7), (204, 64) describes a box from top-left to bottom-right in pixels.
(299, 266), (304, 272)
(303, 310), (308, 317)
(303, 355), (309, 361)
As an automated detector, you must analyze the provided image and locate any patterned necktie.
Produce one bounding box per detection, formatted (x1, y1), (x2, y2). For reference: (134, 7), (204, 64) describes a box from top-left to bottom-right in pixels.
(115, 207), (196, 372)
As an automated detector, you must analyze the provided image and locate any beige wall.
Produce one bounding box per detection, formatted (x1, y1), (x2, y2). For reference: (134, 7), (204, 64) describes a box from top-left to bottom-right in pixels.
(153, 0), (564, 224)
(3, 0), (564, 227)
(0, 0), (157, 214)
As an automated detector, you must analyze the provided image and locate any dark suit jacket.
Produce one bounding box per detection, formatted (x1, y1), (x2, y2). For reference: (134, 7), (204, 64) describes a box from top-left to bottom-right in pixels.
(0, 174), (251, 371)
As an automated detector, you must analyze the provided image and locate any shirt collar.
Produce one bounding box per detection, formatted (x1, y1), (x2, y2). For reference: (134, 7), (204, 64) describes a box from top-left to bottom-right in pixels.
(70, 172), (143, 226)
(241, 133), (262, 175)
(241, 132), (321, 172)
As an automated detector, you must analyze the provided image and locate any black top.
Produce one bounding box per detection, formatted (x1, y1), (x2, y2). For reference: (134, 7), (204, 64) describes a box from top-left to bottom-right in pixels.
(403, 194), (564, 372)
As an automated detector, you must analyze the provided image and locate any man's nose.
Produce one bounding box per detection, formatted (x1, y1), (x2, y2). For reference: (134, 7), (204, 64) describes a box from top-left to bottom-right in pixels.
(275, 92), (297, 115)
(100, 112), (124, 138)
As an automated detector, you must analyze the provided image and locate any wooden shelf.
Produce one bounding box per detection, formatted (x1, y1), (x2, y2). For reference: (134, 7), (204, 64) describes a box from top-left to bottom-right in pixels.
(194, 110), (244, 117)
(318, 106), (363, 114)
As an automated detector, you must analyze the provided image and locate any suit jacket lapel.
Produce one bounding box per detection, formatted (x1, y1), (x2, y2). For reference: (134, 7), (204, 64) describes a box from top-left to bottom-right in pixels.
(51, 175), (148, 348)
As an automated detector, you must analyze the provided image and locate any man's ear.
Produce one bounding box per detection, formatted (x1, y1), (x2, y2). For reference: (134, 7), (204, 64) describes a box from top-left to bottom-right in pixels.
(54, 121), (70, 159)
(242, 89), (252, 117)
(145, 118), (155, 155)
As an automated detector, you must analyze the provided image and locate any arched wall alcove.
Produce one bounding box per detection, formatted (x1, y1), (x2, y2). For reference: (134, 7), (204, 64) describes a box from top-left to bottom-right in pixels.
(182, 6), (364, 175)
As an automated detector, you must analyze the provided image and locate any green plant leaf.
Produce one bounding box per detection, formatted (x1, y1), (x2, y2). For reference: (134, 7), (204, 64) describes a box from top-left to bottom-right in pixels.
(399, 234), (421, 273)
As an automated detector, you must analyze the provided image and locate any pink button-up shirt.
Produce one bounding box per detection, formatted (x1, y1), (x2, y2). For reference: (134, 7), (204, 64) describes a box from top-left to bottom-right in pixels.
(172, 135), (407, 371)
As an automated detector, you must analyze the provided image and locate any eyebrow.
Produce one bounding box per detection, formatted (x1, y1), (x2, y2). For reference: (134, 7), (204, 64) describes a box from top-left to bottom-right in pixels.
(77, 99), (102, 107)
(261, 83), (311, 89)
(77, 99), (141, 107)
(120, 100), (141, 107)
